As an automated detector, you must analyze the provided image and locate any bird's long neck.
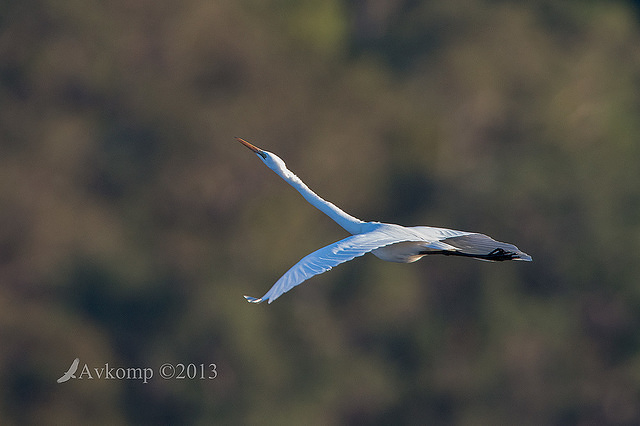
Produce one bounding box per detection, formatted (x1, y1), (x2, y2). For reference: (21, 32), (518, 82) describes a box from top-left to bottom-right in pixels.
(275, 167), (364, 235)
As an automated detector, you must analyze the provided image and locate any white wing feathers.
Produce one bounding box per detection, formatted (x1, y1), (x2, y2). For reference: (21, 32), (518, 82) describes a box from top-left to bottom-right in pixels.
(244, 229), (418, 304)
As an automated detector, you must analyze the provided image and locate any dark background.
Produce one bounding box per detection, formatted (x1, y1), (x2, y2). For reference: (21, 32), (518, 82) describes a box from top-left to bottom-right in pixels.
(2, 0), (640, 424)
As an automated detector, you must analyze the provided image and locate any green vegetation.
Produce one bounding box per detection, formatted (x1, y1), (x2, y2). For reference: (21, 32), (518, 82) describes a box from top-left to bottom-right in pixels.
(1, 0), (640, 424)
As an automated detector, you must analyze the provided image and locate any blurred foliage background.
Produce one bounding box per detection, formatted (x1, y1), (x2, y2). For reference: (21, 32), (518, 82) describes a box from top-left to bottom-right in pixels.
(1, 0), (640, 424)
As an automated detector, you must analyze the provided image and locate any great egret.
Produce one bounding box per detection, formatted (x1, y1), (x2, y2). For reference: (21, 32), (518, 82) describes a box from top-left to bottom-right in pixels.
(237, 138), (531, 304)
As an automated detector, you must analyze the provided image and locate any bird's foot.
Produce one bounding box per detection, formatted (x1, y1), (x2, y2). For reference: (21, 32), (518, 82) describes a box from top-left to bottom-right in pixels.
(244, 295), (265, 304)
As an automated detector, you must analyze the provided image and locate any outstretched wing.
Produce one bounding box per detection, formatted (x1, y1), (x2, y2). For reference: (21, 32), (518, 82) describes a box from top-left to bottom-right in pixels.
(244, 230), (409, 304)
(436, 233), (532, 260)
(69, 358), (80, 373)
(244, 224), (531, 304)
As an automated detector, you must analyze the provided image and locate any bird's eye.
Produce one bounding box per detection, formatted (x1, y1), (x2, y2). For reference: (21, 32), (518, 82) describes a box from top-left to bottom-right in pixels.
(258, 151), (267, 159)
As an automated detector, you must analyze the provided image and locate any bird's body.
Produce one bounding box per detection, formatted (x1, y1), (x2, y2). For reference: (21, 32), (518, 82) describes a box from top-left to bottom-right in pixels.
(237, 138), (531, 304)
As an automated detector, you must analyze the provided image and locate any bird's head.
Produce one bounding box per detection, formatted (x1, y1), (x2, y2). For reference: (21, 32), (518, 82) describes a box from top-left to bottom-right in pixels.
(236, 138), (290, 177)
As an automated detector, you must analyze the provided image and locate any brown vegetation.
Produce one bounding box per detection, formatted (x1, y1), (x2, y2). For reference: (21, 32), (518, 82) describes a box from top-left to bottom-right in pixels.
(1, 0), (640, 424)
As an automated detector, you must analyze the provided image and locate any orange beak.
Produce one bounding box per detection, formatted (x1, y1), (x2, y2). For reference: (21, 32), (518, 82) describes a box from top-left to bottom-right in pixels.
(236, 137), (266, 158)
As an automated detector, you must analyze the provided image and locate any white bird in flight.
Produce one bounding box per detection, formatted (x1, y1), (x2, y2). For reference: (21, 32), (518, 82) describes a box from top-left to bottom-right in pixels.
(237, 138), (531, 304)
